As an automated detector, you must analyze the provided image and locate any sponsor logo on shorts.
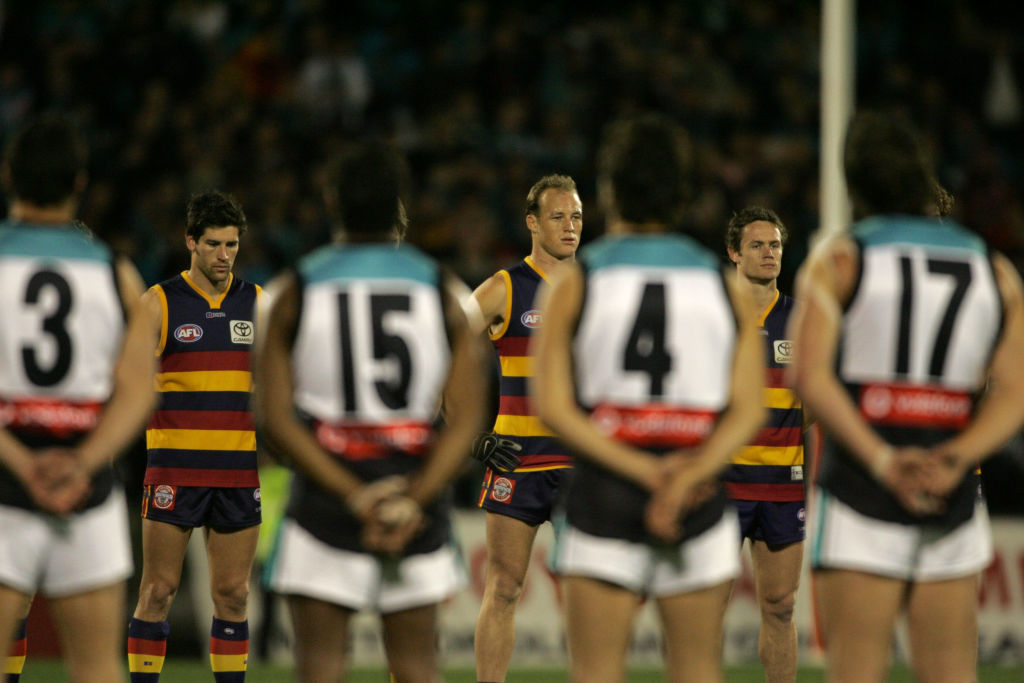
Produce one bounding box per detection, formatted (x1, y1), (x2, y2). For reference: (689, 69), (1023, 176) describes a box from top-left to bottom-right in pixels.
(490, 476), (515, 503)
(174, 324), (203, 343)
(797, 507), (806, 522)
(520, 309), (542, 328)
(773, 339), (794, 364)
(253, 488), (261, 502)
(153, 484), (176, 510)
(231, 320), (254, 344)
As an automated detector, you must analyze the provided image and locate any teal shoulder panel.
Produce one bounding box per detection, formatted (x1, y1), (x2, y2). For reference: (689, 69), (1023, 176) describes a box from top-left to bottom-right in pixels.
(0, 222), (111, 262)
(299, 243), (438, 286)
(853, 215), (986, 254)
(581, 234), (720, 271)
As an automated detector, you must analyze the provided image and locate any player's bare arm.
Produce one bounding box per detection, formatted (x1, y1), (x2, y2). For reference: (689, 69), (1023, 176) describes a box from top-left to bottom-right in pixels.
(533, 265), (664, 490)
(930, 252), (1024, 487)
(469, 271), (509, 336)
(74, 257), (158, 472)
(406, 273), (489, 507)
(253, 272), (367, 513)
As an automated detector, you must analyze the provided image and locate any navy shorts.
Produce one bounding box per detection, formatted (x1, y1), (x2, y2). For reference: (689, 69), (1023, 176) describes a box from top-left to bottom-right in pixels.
(478, 468), (571, 526)
(142, 484), (262, 530)
(733, 499), (805, 547)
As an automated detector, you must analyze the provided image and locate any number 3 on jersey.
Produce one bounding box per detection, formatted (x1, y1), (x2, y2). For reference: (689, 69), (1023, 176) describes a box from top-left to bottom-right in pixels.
(337, 291), (413, 414)
(22, 269), (74, 386)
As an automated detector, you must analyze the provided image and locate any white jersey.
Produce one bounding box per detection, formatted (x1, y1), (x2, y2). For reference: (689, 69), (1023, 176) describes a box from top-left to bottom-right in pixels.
(0, 221), (124, 510)
(291, 245), (450, 430)
(287, 242), (456, 554)
(567, 233), (737, 543)
(822, 215), (1003, 525)
(0, 224), (123, 406)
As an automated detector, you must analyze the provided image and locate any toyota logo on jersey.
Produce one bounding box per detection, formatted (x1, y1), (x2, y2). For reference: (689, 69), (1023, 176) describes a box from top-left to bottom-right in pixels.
(174, 323), (203, 342)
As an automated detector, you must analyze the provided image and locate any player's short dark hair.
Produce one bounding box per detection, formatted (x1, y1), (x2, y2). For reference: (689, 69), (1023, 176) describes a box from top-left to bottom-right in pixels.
(2, 113), (87, 207)
(525, 174), (578, 217)
(598, 113), (691, 227)
(332, 139), (409, 238)
(844, 110), (936, 220)
(725, 206), (788, 254)
(186, 190), (248, 240)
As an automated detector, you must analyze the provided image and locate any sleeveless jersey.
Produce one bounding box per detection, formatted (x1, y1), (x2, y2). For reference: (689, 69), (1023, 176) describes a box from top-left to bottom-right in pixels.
(0, 221), (124, 511)
(286, 243), (454, 554)
(144, 272), (260, 487)
(723, 293), (804, 502)
(490, 257), (571, 471)
(819, 216), (1003, 525)
(568, 234), (737, 543)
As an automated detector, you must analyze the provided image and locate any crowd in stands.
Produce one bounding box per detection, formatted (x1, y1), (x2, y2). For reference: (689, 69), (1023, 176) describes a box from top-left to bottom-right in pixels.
(1, 0), (1021, 293)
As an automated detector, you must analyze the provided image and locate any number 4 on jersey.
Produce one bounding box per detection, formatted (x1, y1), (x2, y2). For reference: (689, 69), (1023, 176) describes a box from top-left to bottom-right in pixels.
(623, 282), (672, 397)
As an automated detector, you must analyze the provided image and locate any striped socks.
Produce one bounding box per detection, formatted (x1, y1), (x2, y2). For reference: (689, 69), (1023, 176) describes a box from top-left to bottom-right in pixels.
(210, 618), (248, 682)
(127, 618), (169, 682)
(4, 618), (27, 682)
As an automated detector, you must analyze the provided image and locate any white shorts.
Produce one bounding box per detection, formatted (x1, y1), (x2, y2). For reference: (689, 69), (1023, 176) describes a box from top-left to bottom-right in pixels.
(268, 518), (466, 613)
(0, 490), (133, 597)
(810, 487), (992, 581)
(554, 509), (740, 597)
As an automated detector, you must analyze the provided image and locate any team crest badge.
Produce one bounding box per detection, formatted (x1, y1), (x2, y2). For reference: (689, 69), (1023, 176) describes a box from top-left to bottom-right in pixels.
(230, 320), (255, 344)
(153, 484), (176, 510)
(490, 477), (515, 503)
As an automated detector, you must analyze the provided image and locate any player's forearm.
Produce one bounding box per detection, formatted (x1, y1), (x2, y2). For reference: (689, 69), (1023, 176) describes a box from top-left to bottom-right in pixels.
(794, 367), (889, 470)
(943, 380), (1024, 465)
(262, 415), (364, 504)
(543, 405), (661, 490)
(0, 428), (34, 483)
(77, 378), (156, 472)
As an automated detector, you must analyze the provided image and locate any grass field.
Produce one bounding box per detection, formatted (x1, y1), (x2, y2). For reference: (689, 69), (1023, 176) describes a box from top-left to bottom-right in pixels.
(18, 659), (1024, 682)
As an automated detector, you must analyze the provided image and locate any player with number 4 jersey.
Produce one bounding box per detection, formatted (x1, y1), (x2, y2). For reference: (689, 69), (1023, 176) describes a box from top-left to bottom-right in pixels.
(533, 114), (766, 683)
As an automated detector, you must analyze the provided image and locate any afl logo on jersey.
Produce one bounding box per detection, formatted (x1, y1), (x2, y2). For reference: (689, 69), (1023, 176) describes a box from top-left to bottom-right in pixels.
(174, 324), (204, 343)
(521, 309), (542, 328)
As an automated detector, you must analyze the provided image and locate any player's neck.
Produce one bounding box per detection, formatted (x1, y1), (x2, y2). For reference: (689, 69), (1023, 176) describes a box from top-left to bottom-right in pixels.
(745, 275), (779, 315)
(187, 265), (231, 298)
(8, 199), (77, 225)
(528, 247), (574, 273)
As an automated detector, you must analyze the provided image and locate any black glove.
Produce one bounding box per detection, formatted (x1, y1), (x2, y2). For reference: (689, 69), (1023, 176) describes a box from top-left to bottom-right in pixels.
(471, 432), (522, 473)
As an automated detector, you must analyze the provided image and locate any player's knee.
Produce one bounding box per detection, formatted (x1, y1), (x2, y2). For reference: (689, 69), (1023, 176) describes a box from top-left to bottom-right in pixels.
(211, 580), (250, 615)
(760, 589), (797, 623)
(138, 577), (180, 613)
(485, 567), (526, 607)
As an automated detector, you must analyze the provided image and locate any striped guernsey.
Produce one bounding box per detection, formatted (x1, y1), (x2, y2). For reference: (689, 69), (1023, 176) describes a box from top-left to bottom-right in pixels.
(145, 272), (260, 487)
